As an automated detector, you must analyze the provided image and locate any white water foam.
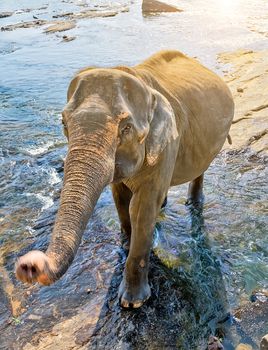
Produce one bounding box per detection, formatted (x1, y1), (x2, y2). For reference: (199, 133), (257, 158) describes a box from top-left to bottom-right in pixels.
(49, 167), (61, 185)
(35, 193), (54, 211)
(26, 192), (54, 211)
(24, 141), (54, 156)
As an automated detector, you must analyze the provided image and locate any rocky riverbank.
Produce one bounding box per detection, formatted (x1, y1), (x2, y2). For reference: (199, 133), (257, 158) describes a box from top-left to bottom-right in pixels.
(221, 49), (268, 159)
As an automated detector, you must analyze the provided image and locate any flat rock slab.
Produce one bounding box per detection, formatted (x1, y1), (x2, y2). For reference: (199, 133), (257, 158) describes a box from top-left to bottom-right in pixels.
(220, 50), (268, 158)
(0, 8), (126, 32)
(1, 19), (47, 31)
(142, 0), (183, 14)
(44, 21), (76, 33)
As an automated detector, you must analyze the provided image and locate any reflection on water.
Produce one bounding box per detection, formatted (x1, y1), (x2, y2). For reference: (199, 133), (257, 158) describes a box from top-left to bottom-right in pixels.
(0, 0), (268, 348)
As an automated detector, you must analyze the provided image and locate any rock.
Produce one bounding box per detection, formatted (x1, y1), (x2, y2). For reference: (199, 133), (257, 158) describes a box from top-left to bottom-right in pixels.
(0, 12), (13, 18)
(220, 50), (268, 158)
(44, 21), (76, 33)
(235, 344), (252, 350)
(260, 335), (268, 350)
(142, 0), (183, 14)
(62, 35), (76, 42)
(71, 10), (120, 19)
(52, 12), (74, 19)
(28, 314), (42, 321)
(1, 19), (47, 31)
(0, 9), (125, 33)
(250, 289), (268, 303)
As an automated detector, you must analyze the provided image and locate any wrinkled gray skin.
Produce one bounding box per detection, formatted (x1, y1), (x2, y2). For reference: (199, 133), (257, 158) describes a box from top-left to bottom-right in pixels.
(15, 51), (234, 308)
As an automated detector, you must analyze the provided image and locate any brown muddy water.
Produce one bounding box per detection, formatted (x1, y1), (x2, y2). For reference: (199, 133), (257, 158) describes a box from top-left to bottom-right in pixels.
(0, 1), (268, 349)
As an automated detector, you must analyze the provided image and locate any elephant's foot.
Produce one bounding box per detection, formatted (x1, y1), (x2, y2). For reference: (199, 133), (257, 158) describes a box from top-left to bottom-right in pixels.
(186, 174), (204, 206)
(118, 277), (151, 308)
(118, 258), (151, 308)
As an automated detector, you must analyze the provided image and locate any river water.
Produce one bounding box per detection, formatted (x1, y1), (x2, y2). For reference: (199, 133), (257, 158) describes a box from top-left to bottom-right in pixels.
(0, 0), (268, 348)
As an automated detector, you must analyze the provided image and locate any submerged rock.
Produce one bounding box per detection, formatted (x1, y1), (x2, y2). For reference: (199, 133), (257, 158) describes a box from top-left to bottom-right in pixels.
(142, 0), (183, 14)
(0, 12), (13, 18)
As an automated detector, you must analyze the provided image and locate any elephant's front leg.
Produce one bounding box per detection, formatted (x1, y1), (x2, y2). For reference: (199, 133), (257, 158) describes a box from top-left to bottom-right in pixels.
(111, 182), (132, 250)
(118, 187), (164, 308)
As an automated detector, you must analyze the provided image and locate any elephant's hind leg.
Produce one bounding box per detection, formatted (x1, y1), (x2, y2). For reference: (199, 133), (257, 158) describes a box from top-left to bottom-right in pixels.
(186, 173), (204, 205)
(111, 182), (132, 250)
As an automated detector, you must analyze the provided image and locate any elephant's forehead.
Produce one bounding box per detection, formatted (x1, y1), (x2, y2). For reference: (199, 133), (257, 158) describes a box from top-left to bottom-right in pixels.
(79, 68), (146, 91)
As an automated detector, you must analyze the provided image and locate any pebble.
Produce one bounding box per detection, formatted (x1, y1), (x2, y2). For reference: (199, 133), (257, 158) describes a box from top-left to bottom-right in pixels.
(62, 35), (76, 42)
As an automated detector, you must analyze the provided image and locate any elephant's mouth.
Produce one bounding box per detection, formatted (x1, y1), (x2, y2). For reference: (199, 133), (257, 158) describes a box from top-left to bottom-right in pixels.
(112, 163), (125, 183)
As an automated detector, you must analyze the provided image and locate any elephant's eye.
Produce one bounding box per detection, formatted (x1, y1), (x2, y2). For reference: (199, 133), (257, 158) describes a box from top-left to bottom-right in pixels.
(121, 124), (132, 135)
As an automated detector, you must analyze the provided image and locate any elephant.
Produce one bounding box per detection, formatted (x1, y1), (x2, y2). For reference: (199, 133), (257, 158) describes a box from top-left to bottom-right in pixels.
(15, 50), (234, 308)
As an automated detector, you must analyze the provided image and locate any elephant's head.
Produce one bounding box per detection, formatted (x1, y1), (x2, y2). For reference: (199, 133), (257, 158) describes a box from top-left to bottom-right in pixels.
(15, 68), (178, 285)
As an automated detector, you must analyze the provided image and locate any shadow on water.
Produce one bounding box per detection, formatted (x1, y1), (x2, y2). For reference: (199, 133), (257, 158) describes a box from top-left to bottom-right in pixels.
(87, 203), (229, 350)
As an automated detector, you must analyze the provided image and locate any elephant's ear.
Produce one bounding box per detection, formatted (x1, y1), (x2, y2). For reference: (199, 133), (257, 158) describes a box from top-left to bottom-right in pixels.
(146, 90), (178, 166)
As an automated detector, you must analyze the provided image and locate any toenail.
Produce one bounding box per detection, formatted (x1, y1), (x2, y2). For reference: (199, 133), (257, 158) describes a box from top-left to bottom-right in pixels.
(133, 301), (143, 308)
(139, 259), (145, 268)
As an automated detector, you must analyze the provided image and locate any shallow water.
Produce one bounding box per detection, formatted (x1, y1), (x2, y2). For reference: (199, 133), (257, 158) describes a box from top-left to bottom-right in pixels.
(0, 0), (268, 348)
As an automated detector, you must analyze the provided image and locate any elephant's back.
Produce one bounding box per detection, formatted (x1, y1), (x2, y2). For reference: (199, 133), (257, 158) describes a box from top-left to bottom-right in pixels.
(136, 50), (234, 185)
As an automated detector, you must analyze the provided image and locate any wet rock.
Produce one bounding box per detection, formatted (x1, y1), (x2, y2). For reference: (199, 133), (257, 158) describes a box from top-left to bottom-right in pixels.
(260, 335), (268, 350)
(44, 21), (76, 33)
(1, 19), (47, 31)
(0, 200), (230, 349)
(142, 0), (183, 14)
(0, 12), (13, 18)
(52, 12), (74, 19)
(220, 50), (268, 158)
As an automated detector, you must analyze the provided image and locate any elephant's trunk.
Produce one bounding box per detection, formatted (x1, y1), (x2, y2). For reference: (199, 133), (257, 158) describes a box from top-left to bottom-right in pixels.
(46, 119), (117, 281)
